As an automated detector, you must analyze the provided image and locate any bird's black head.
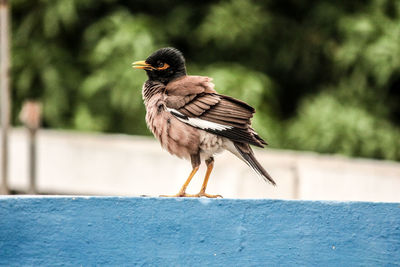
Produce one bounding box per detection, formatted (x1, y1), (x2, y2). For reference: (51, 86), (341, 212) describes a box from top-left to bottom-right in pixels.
(132, 47), (186, 84)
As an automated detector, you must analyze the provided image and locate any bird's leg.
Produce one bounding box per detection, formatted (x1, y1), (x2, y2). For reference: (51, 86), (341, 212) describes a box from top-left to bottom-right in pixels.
(160, 154), (201, 197)
(160, 166), (199, 197)
(193, 157), (222, 198)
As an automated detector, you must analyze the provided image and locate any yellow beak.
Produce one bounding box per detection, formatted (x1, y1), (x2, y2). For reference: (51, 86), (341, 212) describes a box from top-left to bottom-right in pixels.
(132, 60), (154, 70)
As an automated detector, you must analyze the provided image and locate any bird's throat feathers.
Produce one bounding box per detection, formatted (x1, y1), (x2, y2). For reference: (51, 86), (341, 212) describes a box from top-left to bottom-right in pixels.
(142, 81), (166, 103)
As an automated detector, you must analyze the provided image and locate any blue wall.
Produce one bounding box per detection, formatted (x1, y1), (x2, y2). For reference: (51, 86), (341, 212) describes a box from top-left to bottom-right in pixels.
(0, 197), (399, 266)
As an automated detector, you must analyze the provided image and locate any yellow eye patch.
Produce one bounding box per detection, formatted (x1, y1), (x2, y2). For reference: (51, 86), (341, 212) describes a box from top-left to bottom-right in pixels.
(157, 63), (170, 70)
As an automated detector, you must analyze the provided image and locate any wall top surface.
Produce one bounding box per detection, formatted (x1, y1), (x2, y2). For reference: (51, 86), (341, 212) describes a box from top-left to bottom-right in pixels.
(1, 197), (399, 266)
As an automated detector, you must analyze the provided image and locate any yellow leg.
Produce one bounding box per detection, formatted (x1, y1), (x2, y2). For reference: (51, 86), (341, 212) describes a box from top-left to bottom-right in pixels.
(192, 160), (222, 198)
(160, 166), (199, 197)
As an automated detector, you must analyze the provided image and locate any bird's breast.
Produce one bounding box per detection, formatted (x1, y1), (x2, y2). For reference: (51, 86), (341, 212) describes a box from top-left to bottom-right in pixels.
(145, 95), (200, 160)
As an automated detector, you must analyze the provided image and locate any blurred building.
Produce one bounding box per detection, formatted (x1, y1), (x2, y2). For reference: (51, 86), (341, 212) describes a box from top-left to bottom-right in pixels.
(6, 128), (400, 202)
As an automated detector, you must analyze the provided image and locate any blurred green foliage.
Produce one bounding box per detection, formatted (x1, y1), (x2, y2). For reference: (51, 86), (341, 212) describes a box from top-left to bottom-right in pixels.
(11, 0), (400, 160)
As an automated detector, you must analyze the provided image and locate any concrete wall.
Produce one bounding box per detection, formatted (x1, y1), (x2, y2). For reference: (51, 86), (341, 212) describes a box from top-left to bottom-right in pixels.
(1, 197), (399, 266)
(5, 129), (400, 201)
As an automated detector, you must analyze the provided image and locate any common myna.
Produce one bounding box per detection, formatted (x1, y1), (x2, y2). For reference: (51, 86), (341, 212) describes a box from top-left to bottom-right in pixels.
(133, 47), (275, 198)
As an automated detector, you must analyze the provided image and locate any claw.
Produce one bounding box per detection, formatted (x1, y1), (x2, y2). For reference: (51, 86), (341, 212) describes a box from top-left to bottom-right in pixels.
(193, 192), (223, 198)
(159, 192), (223, 198)
(159, 192), (190, 198)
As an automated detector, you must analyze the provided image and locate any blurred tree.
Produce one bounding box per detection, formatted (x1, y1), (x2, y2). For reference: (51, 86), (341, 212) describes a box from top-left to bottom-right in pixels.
(10, 0), (400, 160)
(12, 0), (97, 127)
(78, 9), (158, 134)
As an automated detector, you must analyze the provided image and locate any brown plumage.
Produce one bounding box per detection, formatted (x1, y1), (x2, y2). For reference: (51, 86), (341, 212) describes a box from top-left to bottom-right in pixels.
(133, 47), (275, 198)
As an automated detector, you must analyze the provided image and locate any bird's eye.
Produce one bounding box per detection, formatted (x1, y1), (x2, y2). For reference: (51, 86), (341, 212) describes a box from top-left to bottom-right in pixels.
(156, 62), (170, 70)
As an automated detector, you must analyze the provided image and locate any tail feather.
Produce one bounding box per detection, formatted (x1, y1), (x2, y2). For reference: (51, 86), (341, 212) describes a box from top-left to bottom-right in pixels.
(249, 127), (268, 146)
(254, 133), (268, 146)
(234, 142), (276, 185)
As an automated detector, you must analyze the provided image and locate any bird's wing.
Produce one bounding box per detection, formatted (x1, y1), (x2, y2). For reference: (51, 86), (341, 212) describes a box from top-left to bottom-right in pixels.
(165, 76), (267, 147)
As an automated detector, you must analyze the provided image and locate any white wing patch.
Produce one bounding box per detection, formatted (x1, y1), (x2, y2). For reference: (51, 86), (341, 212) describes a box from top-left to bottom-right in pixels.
(185, 117), (233, 131)
(166, 107), (233, 131)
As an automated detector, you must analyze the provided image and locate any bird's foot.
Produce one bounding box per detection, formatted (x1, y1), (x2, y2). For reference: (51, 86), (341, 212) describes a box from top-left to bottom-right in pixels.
(192, 192), (223, 198)
(159, 192), (191, 198)
(160, 191), (223, 198)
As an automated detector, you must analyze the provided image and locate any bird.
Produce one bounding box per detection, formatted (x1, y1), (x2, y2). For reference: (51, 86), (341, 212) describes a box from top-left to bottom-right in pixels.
(132, 47), (275, 198)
